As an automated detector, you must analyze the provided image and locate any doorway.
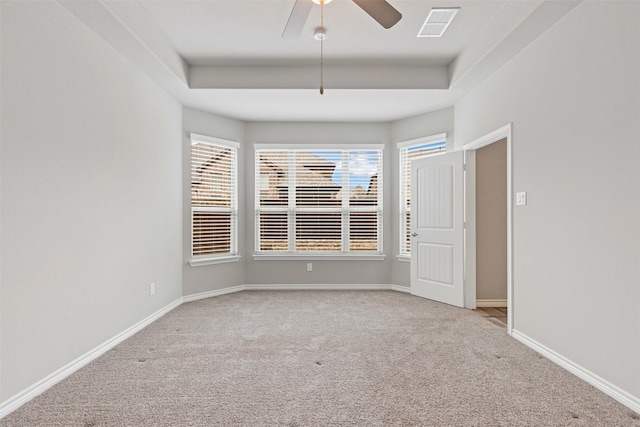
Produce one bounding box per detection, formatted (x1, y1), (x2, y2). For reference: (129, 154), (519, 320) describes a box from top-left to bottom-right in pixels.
(463, 124), (513, 335)
(408, 124), (513, 334)
(476, 139), (507, 307)
(475, 138), (508, 326)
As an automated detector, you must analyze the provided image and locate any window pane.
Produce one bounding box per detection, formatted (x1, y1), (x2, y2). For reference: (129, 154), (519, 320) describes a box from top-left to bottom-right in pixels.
(192, 211), (232, 255)
(407, 140), (446, 157)
(255, 147), (383, 255)
(295, 212), (342, 252)
(258, 151), (289, 207)
(348, 151), (380, 207)
(191, 137), (237, 258)
(349, 211), (379, 252)
(296, 151), (341, 207)
(191, 143), (234, 208)
(403, 211), (411, 254)
(258, 211), (288, 251)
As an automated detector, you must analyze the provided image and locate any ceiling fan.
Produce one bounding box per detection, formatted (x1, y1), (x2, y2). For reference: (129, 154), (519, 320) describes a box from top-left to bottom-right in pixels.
(282, 0), (402, 39)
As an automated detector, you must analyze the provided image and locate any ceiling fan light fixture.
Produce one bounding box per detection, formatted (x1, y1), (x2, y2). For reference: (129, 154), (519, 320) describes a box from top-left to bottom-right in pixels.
(312, 0), (332, 4)
(313, 26), (327, 41)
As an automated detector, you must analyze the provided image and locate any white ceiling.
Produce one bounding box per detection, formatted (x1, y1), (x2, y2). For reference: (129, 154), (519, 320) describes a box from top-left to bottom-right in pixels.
(136, 0), (503, 65)
(60, 0), (580, 122)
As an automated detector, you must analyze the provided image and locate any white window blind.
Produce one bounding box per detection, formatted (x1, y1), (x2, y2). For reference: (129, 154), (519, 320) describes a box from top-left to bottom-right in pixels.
(399, 136), (446, 255)
(255, 147), (382, 254)
(191, 134), (238, 258)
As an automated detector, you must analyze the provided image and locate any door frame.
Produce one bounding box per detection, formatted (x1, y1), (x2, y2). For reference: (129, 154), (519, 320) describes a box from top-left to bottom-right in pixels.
(462, 124), (513, 335)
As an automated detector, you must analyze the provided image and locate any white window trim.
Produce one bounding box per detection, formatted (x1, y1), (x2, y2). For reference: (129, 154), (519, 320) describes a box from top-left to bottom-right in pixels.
(255, 143), (384, 150)
(254, 144), (384, 257)
(396, 133), (446, 149)
(253, 254), (385, 261)
(189, 255), (241, 267)
(397, 133), (447, 258)
(191, 133), (240, 149)
(190, 134), (239, 265)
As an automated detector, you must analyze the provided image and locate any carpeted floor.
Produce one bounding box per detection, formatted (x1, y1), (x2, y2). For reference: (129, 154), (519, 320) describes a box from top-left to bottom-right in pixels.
(2, 290), (638, 426)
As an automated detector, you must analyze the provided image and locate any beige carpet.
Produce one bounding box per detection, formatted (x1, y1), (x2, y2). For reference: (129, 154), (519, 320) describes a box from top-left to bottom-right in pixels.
(2, 290), (638, 426)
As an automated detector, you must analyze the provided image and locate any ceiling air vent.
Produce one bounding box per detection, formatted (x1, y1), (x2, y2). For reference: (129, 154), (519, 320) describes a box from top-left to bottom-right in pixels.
(418, 7), (460, 38)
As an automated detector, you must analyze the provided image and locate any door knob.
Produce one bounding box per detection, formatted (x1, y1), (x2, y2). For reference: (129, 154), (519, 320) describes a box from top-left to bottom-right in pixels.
(411, 232), (418, 237)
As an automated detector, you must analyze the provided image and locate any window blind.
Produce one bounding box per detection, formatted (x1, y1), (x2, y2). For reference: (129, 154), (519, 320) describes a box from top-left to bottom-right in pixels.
(191, 135), (238, 257)
(399, 137), (446, 255)
(255, 148), (382, 254)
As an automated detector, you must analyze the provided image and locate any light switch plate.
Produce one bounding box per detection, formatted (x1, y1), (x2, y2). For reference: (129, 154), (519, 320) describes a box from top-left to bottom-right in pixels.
(516, 192), (527, 206)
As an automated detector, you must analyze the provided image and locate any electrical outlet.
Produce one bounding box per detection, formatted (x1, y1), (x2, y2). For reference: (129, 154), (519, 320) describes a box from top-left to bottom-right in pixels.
(149, 283), (155, 296)
(307, 263), (313, 272)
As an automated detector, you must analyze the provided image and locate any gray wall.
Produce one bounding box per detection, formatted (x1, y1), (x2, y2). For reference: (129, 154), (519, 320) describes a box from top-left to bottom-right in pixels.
(182, 112), (454, 291)
(182, 107), (246, 296)
(390, 107), (455, 287)
(454, 1), (640, 398)
(476, 139), (507, 300)
(244, 122), (393, 285)
(1, 1), (183, 401)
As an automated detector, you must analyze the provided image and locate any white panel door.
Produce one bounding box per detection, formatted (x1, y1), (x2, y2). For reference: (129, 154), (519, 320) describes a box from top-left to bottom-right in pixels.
(410, 151), (465, 307)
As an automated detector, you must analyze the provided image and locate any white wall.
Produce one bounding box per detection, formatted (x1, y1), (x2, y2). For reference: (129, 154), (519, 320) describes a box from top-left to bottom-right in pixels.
(390, 107), (454, 287)
(244, 122), (393, 285)
(182, 107), (245, 296)
(455, 1), (640, 400)
(0, 1), (182, 401)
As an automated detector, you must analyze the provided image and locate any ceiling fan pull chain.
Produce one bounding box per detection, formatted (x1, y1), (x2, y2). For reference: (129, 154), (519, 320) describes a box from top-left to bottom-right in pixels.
(320, 39), (324, 95)
(320, 0), (325, 95)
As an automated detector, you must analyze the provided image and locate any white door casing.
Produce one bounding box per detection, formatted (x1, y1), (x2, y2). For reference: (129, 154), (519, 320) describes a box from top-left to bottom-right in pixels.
(462, 123), (513, 334)
(410, 151), (465, 307)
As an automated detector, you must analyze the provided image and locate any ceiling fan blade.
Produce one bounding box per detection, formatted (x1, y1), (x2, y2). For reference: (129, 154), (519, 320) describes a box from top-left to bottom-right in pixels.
(352, 0), (402, 29)
(282, 0), (313, 39)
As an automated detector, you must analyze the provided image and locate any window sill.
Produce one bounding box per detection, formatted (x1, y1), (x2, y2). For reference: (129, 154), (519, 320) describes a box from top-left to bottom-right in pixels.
(253, 254), (386, 261)
(189, 255), (241, 267)
(396, 255), (410, 263)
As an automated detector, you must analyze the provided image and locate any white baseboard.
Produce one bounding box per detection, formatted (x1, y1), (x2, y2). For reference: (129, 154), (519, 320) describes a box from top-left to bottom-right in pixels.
(0, 297), (183, 419)
(243, 283), (393, 291)
(182, 285), (245, 303)
(476, 299), (508, 308)
(183, 284), (399, 302)
(512, 329), (640, 414)
(391, 285), (411, 293)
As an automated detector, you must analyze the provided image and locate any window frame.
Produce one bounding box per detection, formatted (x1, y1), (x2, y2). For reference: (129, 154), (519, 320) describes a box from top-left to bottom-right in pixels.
(253, 144), (384, 261)
(397, 134), (447, 261)
(189, 133), (240, 267)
